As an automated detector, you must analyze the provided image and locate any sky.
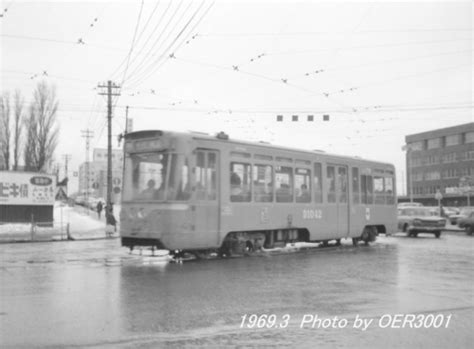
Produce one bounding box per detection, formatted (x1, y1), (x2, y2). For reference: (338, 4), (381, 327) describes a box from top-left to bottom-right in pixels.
(1, 0), (472, 194)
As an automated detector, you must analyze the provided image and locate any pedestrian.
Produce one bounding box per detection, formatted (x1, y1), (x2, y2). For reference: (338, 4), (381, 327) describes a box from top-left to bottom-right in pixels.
(96, 201), (103, 219)
(105, 203), (117, 236)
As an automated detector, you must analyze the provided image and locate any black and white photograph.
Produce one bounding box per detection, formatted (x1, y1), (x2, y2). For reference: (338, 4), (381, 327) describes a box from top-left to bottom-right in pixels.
(0, 0), (473, 347)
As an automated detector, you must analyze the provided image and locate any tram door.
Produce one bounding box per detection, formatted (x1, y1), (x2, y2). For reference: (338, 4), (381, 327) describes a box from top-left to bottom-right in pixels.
(194, 150), (220, 246)
(327, 164), (350, 237)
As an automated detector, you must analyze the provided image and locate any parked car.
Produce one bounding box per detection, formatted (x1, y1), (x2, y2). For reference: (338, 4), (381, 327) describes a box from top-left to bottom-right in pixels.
(397, 207), (446, 238)
(398, 202), (423, 208)
(443, 206), (460, 217)
(74, 195), (86, 206)
(449, 207), (474, 226)
(457, 211), (474, 234)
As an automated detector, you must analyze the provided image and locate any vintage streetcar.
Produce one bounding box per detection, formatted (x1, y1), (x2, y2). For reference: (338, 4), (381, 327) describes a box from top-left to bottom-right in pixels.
(120, 130), (397, 258)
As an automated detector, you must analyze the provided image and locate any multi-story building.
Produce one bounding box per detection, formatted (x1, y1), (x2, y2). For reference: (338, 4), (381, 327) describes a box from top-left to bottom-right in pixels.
(78, 148), (123, 203)
(404, 123), (474, 206)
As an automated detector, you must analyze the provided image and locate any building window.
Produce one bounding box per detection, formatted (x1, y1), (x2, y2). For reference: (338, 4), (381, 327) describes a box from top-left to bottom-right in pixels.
(465, 131), (474, 143)
(425, 171), (440, 180)
(446, 134), (460, 146)
(427, 138), (441, 149)
(409, 141), (423, 151)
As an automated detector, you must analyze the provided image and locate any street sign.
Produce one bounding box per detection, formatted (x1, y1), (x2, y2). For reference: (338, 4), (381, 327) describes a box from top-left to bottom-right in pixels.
(92, 182), (99, 189)
(113, 186), (121, 194)
(55, 187), (68, 201)
(113, 178), (121, 186)
(435, 190), (443, 201)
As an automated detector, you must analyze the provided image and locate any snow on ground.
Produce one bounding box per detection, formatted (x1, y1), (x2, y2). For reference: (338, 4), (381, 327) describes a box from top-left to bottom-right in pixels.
(0, 202), (121, 243)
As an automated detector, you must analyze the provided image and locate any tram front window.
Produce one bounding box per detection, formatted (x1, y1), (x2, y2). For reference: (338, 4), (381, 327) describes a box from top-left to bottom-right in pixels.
(124, 152), (191, 201)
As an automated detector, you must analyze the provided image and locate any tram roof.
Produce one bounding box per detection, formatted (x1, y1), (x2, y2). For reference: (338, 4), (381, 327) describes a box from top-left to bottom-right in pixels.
(124, 129), (394, 168)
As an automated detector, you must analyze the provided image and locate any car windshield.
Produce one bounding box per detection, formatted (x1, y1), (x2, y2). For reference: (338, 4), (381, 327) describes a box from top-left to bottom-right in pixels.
(401, 208), (431, 217)
(123, 152), (191, 201)
(460, 208), (474, 215)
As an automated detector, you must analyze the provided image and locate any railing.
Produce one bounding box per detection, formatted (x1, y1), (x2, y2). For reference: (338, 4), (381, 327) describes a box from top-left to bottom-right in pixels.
(0, 220), (71, 242)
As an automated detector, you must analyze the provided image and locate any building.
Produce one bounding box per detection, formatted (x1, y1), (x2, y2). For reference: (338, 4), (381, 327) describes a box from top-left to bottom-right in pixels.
(403, 123), (474, 206)
(78, 148), (123, 203)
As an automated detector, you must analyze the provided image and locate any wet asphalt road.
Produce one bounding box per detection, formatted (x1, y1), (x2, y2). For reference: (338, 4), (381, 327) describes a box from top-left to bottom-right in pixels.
(0, 232), (473, 348)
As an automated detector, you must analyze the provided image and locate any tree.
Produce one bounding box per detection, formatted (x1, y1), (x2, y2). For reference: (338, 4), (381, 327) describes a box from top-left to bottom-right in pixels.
(23, 81), (59, 172)
(12, 90), (24, 171)
(0, 92), (11, 170)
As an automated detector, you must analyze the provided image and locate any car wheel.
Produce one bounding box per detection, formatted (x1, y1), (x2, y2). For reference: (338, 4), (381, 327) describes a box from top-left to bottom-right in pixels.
(435, 231), (441, 238)
(466, 226), (473, 236)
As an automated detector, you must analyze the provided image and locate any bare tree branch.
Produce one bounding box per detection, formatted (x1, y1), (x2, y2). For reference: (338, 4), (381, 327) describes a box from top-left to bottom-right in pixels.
(13, 90), (24, 171)
(0, 92), (11, 170)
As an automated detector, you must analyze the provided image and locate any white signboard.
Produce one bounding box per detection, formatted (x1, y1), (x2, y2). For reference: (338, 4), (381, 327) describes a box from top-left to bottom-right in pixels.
(0, 172), (56, 206)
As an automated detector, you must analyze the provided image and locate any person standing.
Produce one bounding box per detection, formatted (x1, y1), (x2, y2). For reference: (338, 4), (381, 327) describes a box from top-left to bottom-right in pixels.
(96, 201), (103, 219)
(105, 203), (117, 236)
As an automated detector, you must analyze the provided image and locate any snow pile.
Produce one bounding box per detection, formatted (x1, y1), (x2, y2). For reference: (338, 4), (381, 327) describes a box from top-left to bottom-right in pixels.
(0, 202), (121, 242)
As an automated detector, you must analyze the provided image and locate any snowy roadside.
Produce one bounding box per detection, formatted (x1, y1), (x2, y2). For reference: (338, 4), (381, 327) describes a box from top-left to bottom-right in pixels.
(0, 202), (121, 243)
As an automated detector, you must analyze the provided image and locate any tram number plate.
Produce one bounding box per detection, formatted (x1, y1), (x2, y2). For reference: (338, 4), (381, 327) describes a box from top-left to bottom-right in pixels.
(303, 209), (322, 220)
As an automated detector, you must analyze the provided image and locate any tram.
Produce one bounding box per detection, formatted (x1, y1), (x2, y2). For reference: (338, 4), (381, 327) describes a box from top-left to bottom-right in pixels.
(120, 130), (397, 256)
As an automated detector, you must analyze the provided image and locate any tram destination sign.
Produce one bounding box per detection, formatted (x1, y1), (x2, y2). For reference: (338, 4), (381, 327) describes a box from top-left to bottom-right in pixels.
(0, 171), (55, 206)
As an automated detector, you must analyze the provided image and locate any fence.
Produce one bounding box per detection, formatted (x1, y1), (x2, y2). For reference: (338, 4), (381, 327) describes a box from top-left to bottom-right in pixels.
(0, 220), (71, 242)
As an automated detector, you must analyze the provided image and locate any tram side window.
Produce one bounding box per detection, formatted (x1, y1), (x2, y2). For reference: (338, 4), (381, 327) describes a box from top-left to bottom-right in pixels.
(360, 174), (373, 204)
(385, 176), (395, 205)
(295, 168), (311, 203)
(374, 176), (385, 204)
(169, 155), (192, 200)
(313, 163), (323, 203)
(253, 164), (273, 202)
(275, 166), (293, 202)
(230, 162), (251, 202)
(208, 153), (217, 200)
(195, 151), (217, 200)
(352, 167), (360, 204)
(338, 167), (348, 203)
(327, 166), (336, 203)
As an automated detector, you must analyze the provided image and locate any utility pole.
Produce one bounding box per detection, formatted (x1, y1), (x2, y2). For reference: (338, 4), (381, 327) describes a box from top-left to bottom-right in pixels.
(98, 81), (120, 207)
(62, 154), (71, 194)
(81, 129), (94, 213)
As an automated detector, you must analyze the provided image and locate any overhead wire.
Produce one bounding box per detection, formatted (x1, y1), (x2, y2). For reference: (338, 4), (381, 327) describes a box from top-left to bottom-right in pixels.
(119, 0), (146, 87)
(108, 0), (164, 81)
(118, 0), (188, 87)
(125, 0), (213, 90)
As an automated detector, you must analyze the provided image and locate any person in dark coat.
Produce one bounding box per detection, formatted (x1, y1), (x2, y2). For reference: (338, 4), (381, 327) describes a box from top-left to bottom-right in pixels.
(105, 203), (117, 233)
(96, 201), (103, 219)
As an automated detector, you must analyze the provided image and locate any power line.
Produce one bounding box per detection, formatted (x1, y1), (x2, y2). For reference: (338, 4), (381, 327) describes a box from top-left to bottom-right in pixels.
(125, 0), (212, 89)
(123, 0), (197, 87)
(108, 0), (164, 81)
(114, 102), (473, 114)
(198, 28), (473, 37)
(119, 0), (146, 87)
